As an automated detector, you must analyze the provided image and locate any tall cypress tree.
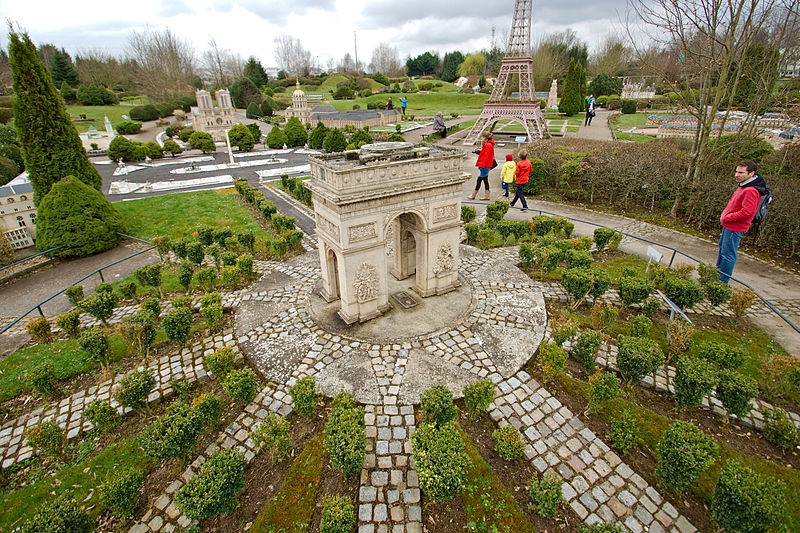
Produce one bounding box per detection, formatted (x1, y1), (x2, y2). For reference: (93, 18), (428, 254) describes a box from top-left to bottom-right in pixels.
(50, 49), (80, 87)
(558, 59), (581, 116)
(9, 30), (102, 205)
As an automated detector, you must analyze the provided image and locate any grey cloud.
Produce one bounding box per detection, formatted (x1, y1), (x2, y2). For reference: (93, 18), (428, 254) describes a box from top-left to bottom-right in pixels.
(26, 20), (136, 56)
(360, 0), (627, 31)
(156, 0), (196, 18)
(392, 16), (508, 52)
(237, 0), (336, 25)
(360, 0), (515, 29)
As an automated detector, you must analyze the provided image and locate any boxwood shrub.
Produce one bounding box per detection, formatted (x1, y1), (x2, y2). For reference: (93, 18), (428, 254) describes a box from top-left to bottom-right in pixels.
(175, 448), (247, 520)
(163, 306), (193, 345)
(139, 402), (205, 461)
(492, 425), (524, 460)
(673, 356), (717, 408)
(616, 335), (664, 384)
(320, 495), (356, 533)
(463, 379), (495, 418)
(205, 347), (235, 378)
(619, 275), (652, 306)
(539, 342), (568, 375)
(694, 341), (744, 370)
(711, 460), (786, 533)
(629, 315), (652, 338)
(664, 277), (704, 310)
(18, 496), (92, 533)
(222, 368), (258, 404)
(25, 419), (64, 457)
(325, 392), (366, 476)
(28, 359), (57, 396)
(656, 421), (719, 492)
(609, 409), (640, 453)
(84, 400), (120, 432)
(528, 474), (563, 518)
(115, 369), (156, 410)
(26, 316), (53, 344)
(99, 467), (143, 517)
(715, 370), (757, 418)
(420, 385), (457, 426)
(572, 329), (603, 372)
(762, 406), (800, 450)
(250, 413), (291, 463)
(411, 420), (468, 502)
(289, 375), (318, 415)
(705, 280), (733, 306)
(593, 228), (615, 251)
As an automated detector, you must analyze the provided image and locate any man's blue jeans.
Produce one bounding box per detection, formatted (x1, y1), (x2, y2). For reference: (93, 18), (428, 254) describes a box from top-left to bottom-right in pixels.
(717, 227), (744, 283)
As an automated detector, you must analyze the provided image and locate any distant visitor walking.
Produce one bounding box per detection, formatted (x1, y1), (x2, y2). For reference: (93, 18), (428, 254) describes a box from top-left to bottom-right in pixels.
(468, 131), (495, 201)
(387, 97), (393, 110)
(510, 151), (530, 211)
(584, 94), (596, 126)
(500, 153), (515, 197)
(400, 96), (407, 116)
(716, 160), (766, 283)
(432, 112), (447, 138)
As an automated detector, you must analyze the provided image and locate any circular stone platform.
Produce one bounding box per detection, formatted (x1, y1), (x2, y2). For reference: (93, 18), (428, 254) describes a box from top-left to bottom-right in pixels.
(235, 245), (546, 405)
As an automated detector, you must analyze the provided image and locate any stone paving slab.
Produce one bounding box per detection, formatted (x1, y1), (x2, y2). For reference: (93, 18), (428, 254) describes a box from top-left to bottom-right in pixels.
(128, 383), (293, 532)
(491, 370), (695, 532)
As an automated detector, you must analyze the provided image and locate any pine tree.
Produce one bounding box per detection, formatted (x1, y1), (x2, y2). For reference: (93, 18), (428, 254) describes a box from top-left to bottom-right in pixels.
(9, 30), (103, 204)
(243, 56), (269, 88)
(558, 59), (581, 116)
(49, 49), (79, 87)
(579, 64), (587, 107)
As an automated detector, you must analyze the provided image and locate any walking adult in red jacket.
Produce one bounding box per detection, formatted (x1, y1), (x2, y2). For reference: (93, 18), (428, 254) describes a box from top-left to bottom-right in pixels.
(509, 150), (530, 211)
(468, 131), (495, 201)
(716, 160), (765, 283)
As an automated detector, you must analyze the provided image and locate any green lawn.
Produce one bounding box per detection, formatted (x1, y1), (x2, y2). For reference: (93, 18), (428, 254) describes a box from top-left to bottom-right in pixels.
(114, 189), (270, 242)
(0, 336), (129, 404)
(330, 92), (488, 116)
(615, 132), (655, 143)
(611, 112), (649, 129)
(65, 105), (137, 133)
(0, 438), (149, 530)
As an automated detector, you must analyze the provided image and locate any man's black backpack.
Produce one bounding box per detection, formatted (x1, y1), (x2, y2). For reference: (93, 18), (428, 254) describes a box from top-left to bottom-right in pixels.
(750, 183), (772, 243)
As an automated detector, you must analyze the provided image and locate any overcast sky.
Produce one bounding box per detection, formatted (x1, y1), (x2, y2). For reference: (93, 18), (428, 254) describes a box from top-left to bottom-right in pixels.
(1, 0), (633, 68)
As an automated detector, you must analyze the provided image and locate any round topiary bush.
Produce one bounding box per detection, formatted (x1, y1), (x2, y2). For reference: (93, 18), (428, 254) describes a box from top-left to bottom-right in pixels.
(715, 369), (758, 419)
(411, 420), (468, 502)
(289, 375), (318, 415)
(711, 460), (786, 533)
(619, 276), (652, 306)
(322, 129), (347, 153)
(163, 306), (192, 345)
(673, 356), (717, 408)
(115, 369), (156, 410)
(222, 368), (259, 403)
(492, 425), (524, 460)
(420, 385), (457, 426)
(175, 448), (247, 520)
(656, 421), (719, 492)
(463, 379), (495, 418)
(694, 341), (744, 370)
(664, 277), (704, 310)
(616, 335), (665, 384)
(325, 392), (366, 477)
(35, 176), (124, 258)
(18, 496), (92, 533)
(320, 495), (356, 533)
(99, 467), (143, 517)
(573, 329), (603, 372)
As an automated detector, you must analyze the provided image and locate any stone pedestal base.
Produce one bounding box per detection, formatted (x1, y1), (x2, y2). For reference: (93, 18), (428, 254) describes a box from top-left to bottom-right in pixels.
(338, 302), (392, 325)
(412, 278), (461, 298)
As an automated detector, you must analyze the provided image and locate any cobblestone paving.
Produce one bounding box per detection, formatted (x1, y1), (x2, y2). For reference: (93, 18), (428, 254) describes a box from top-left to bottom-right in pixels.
(491, 370), (694, 532)
(584, 339), (800, 433)
(225, 248), (696, 532)
(128, 384), (293, 532)
(0, 330), (238, 469)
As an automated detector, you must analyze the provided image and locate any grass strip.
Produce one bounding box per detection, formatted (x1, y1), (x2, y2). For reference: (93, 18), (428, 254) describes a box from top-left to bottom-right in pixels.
(0, 438), (148, 530)
(460, 427), (536, 532)
(250, 433), (326, 532)
(0, 336), (129, 404)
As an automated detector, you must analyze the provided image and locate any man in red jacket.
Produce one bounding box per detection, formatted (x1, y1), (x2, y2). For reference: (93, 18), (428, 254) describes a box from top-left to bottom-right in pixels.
(716, 160), (765, 283)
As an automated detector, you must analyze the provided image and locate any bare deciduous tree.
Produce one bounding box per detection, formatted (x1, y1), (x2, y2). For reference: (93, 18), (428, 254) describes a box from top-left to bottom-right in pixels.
(531, 41), (567, 94)
(75, 48), (133, 89)
(367, 42), (403, 76)
(201, 38), (245, 90)
(590, 34), (634, 76)
(125, 27), (196, 101)
(273, 35), (316, 77)
(627, 0), (798, 215)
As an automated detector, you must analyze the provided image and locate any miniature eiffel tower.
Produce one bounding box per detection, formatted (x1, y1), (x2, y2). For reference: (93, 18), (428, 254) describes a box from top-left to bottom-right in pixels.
(463, 0), (546, 145)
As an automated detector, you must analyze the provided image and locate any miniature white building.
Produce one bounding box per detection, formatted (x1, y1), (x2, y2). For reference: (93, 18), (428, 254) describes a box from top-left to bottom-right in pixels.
(0, 172), (36, 249)
(284, 80), (311, 126)
(546, 79), (558, 110)
(190, 89), (235, 141)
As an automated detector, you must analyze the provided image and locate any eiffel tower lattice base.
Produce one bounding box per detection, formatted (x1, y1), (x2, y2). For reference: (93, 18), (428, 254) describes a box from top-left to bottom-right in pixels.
(463, 103), (547, 146)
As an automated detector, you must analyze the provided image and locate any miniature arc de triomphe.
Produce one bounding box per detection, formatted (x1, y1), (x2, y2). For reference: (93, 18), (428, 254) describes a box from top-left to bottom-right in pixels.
(307, 142), (468, 324)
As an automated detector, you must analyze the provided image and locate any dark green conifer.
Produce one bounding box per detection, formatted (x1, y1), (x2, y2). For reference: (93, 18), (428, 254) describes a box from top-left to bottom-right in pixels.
(49, 49), (80, 87)
(9, 30), (103, 204)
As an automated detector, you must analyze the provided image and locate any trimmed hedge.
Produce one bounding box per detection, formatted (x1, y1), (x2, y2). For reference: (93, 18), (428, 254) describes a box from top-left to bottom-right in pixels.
(656, 421), (719, 492)
(711, 460), (786, 533)
(175, 448), (247, 520)
(411, 420), (468, 502)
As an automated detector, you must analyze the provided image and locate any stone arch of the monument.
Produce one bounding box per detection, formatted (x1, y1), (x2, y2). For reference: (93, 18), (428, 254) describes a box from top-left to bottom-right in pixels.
(308, 142), (469, 324)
